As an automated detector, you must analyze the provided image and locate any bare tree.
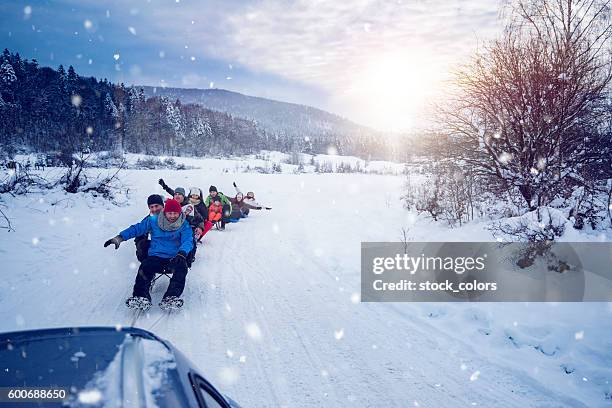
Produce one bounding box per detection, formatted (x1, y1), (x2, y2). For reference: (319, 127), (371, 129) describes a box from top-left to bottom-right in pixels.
(438, 0), (612, 210)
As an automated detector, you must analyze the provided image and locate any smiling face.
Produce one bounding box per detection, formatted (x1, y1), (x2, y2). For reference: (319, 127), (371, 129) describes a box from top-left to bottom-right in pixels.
(173, 192), (185, 203)
(164, 211), (180, 223)
(210, 191), (218, 197)
(148, 203), (163, 215)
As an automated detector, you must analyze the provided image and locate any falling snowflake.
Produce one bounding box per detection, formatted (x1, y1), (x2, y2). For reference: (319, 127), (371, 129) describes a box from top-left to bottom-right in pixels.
(245, 322), (262, 341)
(327, 145), (338, 155)
(575, 331), (584, 340)
(470, 370), (480, 381)
(334, 328), (344, 340)
(78, 389), (102, 404)
(83, 19), (93, 30)
(113, 53), (120, 61)
(24, 5), (32, 17)
(350, 293), (360, 304)
(498, 152), (513, 164)
(128, 26), (137, 35)
(71, 94), (82, 107)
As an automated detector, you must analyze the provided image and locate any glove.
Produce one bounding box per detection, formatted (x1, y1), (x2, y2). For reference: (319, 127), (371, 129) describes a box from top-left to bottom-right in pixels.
(233, 182), (236, 187)
(104, 235), (124, 249)
(158, 178), (166, 186)
(171, 251), (187, 267)
(265, 207), (272, 210)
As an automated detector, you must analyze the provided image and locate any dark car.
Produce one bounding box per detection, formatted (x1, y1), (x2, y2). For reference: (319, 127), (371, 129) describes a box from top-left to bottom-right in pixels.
(0, 326), (243, 408)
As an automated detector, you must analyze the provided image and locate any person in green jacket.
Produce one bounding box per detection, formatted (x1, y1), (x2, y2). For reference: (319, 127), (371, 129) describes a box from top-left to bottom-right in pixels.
(204, 185), (232, 230)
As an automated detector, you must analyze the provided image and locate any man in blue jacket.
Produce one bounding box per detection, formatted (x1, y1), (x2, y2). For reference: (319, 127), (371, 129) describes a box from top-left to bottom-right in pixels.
(104, 198), (193, 311)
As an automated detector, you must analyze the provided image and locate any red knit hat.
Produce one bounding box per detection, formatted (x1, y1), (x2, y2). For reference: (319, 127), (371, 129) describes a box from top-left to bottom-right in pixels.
(164, 199), (182, 213)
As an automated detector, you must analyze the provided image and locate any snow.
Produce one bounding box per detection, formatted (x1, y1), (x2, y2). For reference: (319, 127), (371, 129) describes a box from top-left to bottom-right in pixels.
(1, 156), (611, 407)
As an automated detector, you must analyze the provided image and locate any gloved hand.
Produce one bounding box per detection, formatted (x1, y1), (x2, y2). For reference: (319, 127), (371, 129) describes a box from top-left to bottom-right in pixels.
(170, 251), (187, 268)
(265, 207), (272, 210)
(158, 178), (166, 186)
(233, 182), (237, 187)
(104, 235), (124, 249)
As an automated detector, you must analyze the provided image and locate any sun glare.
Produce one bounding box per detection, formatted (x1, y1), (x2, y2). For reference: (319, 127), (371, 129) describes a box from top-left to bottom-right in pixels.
(343, 53), (440, 132)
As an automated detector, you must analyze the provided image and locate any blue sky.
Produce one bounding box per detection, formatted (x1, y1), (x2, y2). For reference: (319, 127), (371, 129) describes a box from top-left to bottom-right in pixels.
(1, 0), (502, 131)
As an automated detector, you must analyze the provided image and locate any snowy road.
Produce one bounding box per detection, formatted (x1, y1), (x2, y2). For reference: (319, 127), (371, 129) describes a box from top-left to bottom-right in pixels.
(1, 166), (610, 407)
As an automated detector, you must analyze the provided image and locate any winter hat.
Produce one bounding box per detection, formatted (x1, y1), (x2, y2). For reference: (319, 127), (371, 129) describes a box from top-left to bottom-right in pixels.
(147, 194), (164, 207)
(174, 187), (186, 197)
(209, 185), (218, 193)
(189, 187), (202, 197)
(164, 198), (182, 213)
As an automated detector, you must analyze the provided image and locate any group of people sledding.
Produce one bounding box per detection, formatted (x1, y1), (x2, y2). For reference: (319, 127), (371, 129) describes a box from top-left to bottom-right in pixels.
(104, 180), (271, 311)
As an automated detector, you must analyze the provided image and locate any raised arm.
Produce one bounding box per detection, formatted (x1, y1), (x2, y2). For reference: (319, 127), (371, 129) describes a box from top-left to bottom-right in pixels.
(158, 178), (175, 197)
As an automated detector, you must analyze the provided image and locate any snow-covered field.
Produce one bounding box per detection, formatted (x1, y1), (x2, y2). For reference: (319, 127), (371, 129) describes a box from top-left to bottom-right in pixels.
(1, 155), (611, 407)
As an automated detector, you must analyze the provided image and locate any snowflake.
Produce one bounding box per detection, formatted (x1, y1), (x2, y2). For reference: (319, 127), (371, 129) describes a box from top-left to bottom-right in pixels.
(245, 322), (262, 341)
(498, 152), (513, 164)
(71, 94), (82, 107)
(334, 328), (344, 340)
(78, 389), (102, 404)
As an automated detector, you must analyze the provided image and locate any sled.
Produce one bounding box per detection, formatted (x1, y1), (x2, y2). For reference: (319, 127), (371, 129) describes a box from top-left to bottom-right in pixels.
(149, 266), (173, 291)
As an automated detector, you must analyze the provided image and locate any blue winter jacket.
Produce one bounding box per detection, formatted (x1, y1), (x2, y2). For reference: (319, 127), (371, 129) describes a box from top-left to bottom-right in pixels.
(119, 215), (193, 259)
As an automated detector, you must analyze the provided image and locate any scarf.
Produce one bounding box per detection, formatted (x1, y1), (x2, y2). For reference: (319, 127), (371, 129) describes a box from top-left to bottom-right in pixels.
(189, 196), (201, 206)
(157, 211), (186, 232)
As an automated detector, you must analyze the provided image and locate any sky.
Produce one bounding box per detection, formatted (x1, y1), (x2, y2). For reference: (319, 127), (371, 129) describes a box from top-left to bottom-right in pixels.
(0, 0), (503, 131)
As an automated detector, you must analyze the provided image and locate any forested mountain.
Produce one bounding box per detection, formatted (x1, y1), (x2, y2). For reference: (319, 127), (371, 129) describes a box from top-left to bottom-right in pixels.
(140, 86), (388, 149)
(0, 49), (408, 160)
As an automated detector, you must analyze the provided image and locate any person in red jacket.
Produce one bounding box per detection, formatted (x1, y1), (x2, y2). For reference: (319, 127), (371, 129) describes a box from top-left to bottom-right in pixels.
(208, 197), (224, 223)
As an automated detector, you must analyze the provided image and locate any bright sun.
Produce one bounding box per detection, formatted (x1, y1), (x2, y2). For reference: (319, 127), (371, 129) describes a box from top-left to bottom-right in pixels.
(342, 53), (440, 132)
